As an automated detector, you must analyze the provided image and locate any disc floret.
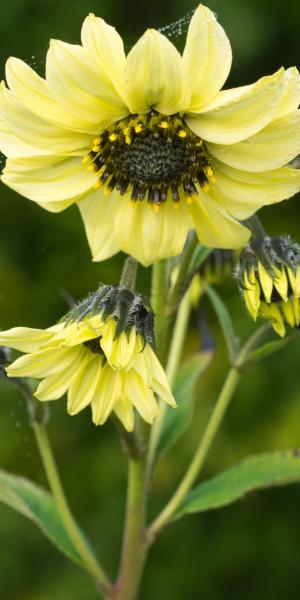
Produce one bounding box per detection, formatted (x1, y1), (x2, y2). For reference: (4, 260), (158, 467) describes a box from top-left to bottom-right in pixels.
(84, 112), (214, 210)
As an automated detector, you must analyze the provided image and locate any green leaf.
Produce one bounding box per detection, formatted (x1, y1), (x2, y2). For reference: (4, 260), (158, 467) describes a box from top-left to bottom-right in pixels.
(205, 286), (240, 362)
(176, 450), (300, 518)
(0, 469), (83, 566)
(158, 350), (213, 458)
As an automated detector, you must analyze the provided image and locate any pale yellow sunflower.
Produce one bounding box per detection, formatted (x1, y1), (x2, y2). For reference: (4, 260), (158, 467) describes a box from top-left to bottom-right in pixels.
(0, 314), (175, 430)
(1, 5), (300, 265)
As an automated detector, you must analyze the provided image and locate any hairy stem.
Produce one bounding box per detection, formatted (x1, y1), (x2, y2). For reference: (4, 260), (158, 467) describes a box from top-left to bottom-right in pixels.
(113, 457), (148, 600)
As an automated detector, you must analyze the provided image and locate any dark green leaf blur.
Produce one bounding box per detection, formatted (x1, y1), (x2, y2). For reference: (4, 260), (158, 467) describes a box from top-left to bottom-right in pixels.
(0, 1), (300, 598)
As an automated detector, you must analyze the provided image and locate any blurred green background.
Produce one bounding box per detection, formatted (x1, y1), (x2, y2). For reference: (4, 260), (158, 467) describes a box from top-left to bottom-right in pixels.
(1, 0), (300, 598)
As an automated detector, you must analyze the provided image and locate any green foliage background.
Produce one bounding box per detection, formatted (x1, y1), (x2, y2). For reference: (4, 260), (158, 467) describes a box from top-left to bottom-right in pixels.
(0, 1), (300, 598)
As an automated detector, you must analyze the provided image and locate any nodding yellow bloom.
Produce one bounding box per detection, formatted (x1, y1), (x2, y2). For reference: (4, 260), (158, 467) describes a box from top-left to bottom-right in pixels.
(237, 236), (300, 337)
(190, 249), (237, 306)
(0, 286), (176, 430)
(1, 6), (300, 265)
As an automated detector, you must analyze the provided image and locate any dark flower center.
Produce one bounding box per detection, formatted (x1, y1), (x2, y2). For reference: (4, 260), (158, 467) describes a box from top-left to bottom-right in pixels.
(84, 112), (215, 209)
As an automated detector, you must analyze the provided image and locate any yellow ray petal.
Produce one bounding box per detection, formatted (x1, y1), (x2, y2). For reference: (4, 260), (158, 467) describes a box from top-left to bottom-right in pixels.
(183, 5), (232, 111)
(124, 371), (158, 424)
(126, 29), (190, 115)
(35, 349), (85, 401)
(46, 40), (128, 129)
(81, 14), (128, 103)
(77, 188), (121, 262)
(0, 83), (90, 154)
(91, 365), (122, 425)
(210, 160), (300, 218)
(114, 195), (192, 266)
(67, 354), (102, 415)
(6, 346), (79, 378)
(186, 68), (296, 144)
(0, 327), (55, 352)
(188, 190), (250, 249)
(114, 396), (135, 432)
(5, 57), (99, 134)
(2, 155), (95, 206)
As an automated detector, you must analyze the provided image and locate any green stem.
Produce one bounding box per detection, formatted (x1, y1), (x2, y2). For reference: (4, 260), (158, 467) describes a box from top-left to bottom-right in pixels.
(151, 259), (169, 363)
(32, 421), (112, 597)
(147, 326), (267, 541)
(147, 291), (192, 474)
(113, 457), (148, 600)
(119, 257), (138, 291)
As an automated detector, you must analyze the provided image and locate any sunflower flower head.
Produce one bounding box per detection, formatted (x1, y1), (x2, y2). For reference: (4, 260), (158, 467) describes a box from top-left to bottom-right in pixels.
(190, 249), (237, 306)
(1, 5), (300, 265)
(236, 236), (300, 337)
(0, 285), (175, 431)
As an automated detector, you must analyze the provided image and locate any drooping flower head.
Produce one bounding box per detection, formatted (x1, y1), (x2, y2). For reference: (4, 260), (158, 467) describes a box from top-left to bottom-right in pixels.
(236, 236), (300, 336)
(0, 285), (176, 430)
(1, 5), (300, 265)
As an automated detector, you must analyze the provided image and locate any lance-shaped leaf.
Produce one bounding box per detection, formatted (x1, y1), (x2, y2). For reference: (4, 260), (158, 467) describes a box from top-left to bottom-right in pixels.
(0, 469), (84, 566)
(205, 285), (240, 362)
(175, 450), (300, 518)
(158, 350), (213, 458)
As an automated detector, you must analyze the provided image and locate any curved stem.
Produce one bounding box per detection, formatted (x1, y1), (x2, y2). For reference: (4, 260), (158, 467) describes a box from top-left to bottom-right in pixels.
(33, 422), (112, 596)
(147, 326), (268, 541)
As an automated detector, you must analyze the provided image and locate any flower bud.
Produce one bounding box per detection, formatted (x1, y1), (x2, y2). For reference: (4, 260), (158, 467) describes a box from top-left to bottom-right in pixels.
(236, 236), (300, 336)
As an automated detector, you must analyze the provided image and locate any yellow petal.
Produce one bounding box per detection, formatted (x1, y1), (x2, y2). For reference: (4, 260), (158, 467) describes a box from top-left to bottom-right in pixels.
(5, 57), (98, 134)
(91, 365), (122, 425)
(188, 190), (250, 249)
(114, 396), (135, 432)
(186, 69), (294, 144)
(81, 14), (128, 103)
(67, 354), (102, 415)
(2, 155), (95, 207)
(243, 271), (261, 321)
(0, 116), (53, 158)
(114, 195), (192, 266)
(258, 262), (273, 303)
(210, 160), (300, 219)
(54, 318), (103, 347)
(0, 327), (55, 352)
(259, 302), (285, 337)
(77, 189), (121, 262)
(287, 266), (300, 297)
(100, 321), (138, 371)
(273, 267), (288, 302)
(149, 347), (176, 407)
(46, 40), (128, 129)
(35, 349), (85, 401)
(0, 83), (90, 154)
(207, 111), (300, 172)
(183, 5), (232, 111)
(126, 29), (190, 115)
(124, 370), (158, 424)
(7, 346), (78, 378)
(281, 299), (295, 328)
